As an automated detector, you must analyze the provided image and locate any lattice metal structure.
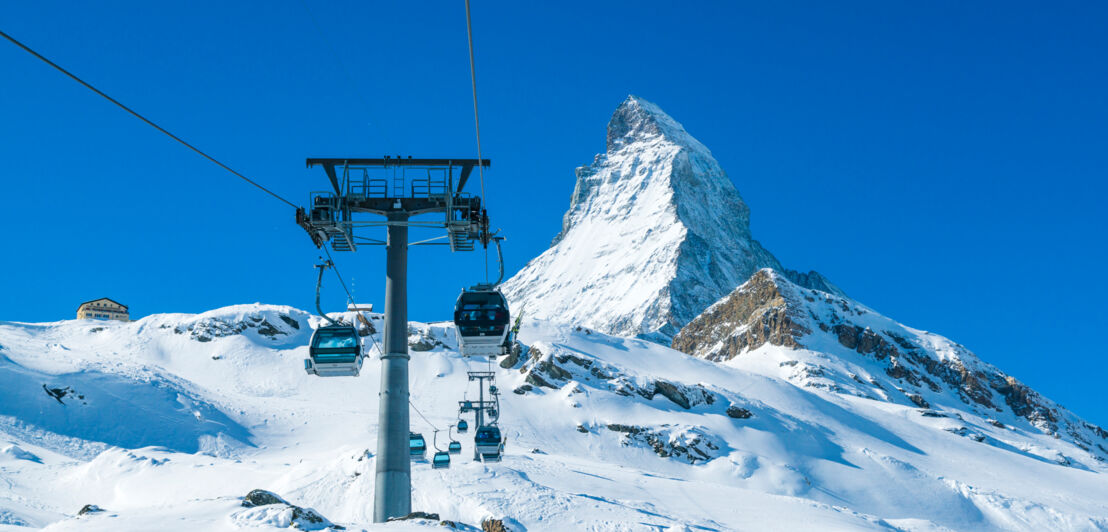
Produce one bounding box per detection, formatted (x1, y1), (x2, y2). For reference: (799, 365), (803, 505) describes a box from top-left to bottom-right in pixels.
(296, 157), (492, 252)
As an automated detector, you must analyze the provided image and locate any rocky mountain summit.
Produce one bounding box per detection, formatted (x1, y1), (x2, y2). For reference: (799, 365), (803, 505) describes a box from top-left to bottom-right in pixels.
(502, 95), (839, 340)
(673, 268), (1108, 462)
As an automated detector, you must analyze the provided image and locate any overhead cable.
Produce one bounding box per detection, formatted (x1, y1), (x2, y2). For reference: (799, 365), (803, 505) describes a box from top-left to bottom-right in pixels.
(0, 28), (297, 209)
(463, 0), (491, 280)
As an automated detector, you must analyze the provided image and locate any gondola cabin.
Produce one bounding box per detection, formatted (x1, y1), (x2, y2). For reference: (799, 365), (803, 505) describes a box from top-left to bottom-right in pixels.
(448, 441), (462, 454)
(473, 425), (503, 461)
(409, 433), (426, 458)
(457, 419), (469, 433)
(453, 287), (511, 358)
(304, 324), (363, 377)
(431, 451), (450, 469)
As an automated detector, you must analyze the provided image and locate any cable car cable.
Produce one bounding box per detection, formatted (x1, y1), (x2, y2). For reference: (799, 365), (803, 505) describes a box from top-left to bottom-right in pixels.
(319, 246), (386, 358)
(0, 29), (297, 210)
(463, 0), (487, 209)
(463, 0), (492, 283)
(321, 246), (355, 305)
(410, 399), (440, 432)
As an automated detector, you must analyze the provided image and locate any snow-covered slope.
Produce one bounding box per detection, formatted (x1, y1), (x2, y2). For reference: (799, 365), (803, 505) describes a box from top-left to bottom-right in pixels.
(2, 306), (1107, 531)
(501, 95), (840, 341)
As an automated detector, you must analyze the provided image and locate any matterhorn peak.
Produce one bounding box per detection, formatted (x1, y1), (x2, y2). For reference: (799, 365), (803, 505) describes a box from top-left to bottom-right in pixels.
(502, 95), (839, 340)
(606, 95), (709, 154)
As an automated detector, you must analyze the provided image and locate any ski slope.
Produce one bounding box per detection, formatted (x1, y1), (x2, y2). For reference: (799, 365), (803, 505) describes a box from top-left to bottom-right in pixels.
(1, 305), (1107, 530)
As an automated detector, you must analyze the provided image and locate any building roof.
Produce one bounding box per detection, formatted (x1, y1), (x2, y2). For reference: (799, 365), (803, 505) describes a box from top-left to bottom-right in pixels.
(77, 297), (128, 311)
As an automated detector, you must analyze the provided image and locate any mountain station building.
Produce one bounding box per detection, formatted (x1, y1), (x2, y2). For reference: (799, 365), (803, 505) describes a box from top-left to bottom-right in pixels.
(76, 298), (130, 321)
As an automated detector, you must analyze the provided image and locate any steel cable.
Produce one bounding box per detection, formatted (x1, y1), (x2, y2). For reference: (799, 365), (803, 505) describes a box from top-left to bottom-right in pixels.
(0, 29), (298, 209)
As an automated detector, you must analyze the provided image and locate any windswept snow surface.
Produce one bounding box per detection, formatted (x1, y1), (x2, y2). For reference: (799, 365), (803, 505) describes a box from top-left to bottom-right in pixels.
(1, 305), (1107, 530)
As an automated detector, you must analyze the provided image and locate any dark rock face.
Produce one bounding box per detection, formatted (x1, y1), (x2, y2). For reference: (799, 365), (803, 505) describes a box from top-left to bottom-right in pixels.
(242, 489), (287, 508)
(289, 506), (329, 529)
(279, 315), (300, 330)
(407, 325), (445, 351)
(518, 345), (717, 410)
(906, 393), (931, 409)
(606, 423), (722, 464)
(654, 380), (691, 409)
(77, 504), (104, 516)
(176, 312), (300, 342)
(783, 269), (842, 298)
(387, 511), (440, 522)
(672, 269), (808, 360)
(482, 519), (511, 532)
(726, 405), (753, 419)
(499, 342), (523, 368)
(833, 325), (898, 360)
(241, 489), (333, 530)
(648, 380), (715, 410)
(605, 97), (665, 152)
(408, 338), (439, 352)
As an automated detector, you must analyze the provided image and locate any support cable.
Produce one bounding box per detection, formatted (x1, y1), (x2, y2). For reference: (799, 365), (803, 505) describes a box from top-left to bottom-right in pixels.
(463, 0), (487, 208)
(463, 0), (491, 282)
(321, 246), (384, 357)
(410, 399), (440, 432)
(0, 28), (297, 209)
(321, 246), (354, 303)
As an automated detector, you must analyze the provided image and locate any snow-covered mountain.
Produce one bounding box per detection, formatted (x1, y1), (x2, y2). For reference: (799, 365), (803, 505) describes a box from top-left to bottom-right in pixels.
(501, 95), (840, 340)
(2, 306), (1107, 531)
(672, 268), (1108, 462)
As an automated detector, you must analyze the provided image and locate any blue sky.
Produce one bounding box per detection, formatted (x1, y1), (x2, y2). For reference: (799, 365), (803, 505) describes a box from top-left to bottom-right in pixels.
(2, 2), (1105, 425)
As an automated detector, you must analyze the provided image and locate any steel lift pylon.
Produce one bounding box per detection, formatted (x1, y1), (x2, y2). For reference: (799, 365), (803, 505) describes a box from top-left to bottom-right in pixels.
(296, 157), (492, 522)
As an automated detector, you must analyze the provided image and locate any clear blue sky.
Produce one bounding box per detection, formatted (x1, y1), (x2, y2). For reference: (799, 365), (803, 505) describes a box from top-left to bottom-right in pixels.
(2, 2), (1105, 426)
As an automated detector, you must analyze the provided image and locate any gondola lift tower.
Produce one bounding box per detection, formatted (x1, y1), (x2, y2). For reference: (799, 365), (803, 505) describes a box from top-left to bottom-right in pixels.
(296, 157), (493, 522)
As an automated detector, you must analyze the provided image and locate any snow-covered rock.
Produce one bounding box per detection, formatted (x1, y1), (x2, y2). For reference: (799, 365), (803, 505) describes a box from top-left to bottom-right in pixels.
(501, 95), (839, 341)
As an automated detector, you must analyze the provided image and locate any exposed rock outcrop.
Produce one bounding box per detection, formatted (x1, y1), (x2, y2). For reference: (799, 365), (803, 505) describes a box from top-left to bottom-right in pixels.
(606, 423), (723, 464)
(240, 489), (334, 530)
(77, 504), (104, 516)
(174, 309), (304, 342)
(672, 269), (808, 360)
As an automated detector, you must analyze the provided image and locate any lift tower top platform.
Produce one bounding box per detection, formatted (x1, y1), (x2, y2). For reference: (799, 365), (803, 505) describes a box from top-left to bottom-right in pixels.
(296, 157), (491, 252)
